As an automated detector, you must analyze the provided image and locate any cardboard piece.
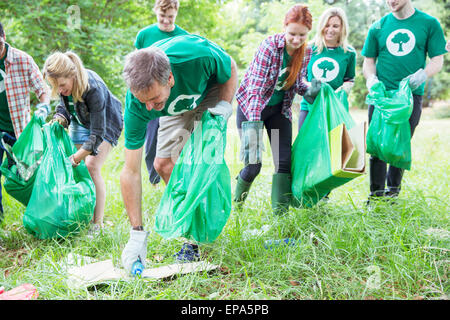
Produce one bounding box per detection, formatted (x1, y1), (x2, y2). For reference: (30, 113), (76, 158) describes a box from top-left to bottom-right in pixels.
(329, 122), (367, 179)
(66, 257), (219, 289)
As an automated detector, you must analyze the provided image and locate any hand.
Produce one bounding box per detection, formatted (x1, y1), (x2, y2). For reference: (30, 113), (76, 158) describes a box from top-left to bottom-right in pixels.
(303, 79), (321, 104)
(121, 229), (149, 273)
(366, 74), (379, 91)
(34, 103), (50, 119)
(403, 68), (427, 91)
(50, 114), (68, 128)
(69, 154), (80, 167)
(240, 121), (264, 166)
(208, 100), (232, 121)
(336, 81), (354, 95)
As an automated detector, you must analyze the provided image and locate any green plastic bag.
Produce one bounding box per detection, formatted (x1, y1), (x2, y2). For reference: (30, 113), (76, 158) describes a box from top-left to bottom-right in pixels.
(365, 79), (413, 170)
(23, 123), (96, 239)
(154, 111), (231, 243)
(0, 114), (45, 206)
(291, 83), (357, 207)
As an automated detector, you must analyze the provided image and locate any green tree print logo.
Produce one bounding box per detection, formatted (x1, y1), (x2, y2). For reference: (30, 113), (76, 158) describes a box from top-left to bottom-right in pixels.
(392, 32), (410, 52)
(318, 60), (335, 78)
(167, 94), (201, 115)
(386, 29), (415, 56)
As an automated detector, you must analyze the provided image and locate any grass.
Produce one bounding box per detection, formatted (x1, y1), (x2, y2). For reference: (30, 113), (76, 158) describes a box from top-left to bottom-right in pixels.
(0, 108), (448, 300)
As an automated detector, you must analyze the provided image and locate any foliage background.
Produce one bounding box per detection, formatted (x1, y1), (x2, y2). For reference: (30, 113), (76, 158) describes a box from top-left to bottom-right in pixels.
(1, 0), (449, 110)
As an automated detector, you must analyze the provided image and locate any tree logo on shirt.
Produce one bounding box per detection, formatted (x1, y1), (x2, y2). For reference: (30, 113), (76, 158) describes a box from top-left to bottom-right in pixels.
(312, 57), (339, 82)
(386, 29), (415, 56)
(274, 67), (289, 91)
(167, 94), (202, 115)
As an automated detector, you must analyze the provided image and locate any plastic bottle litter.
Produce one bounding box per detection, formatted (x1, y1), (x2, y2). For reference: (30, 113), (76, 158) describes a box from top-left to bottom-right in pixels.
(264, 238), (300, 250)
(131, 256), (144, 276)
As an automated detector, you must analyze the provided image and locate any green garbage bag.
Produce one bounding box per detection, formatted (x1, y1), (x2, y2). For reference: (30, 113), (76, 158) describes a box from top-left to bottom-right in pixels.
(365, 79), (413, 170)
(336, 90), (349, 112)
(23, 123), (96, 239)
(292, 83), (358, 207)
(0, 114), (46, 206)
(154, 111), (231, 243)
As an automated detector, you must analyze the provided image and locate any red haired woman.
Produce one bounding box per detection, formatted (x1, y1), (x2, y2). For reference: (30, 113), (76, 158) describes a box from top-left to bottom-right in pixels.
(235, 4), (320, 214)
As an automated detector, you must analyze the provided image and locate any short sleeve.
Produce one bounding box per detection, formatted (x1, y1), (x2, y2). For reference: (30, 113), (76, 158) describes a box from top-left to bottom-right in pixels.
(124, 90), (158, 150)
(427, 18), (447, 58)
(208, 42), (232, 84)
(361, 25), (379, 58)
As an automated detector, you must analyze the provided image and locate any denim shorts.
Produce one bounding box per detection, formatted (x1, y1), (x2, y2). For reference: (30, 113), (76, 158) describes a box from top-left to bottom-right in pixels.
(69, 122), (90, 145)
(69, 121), (114, 146)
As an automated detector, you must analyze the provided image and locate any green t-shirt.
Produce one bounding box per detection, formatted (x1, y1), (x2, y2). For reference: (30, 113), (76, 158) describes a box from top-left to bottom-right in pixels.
(301, 45), (356, 111)
(0, 43), (14, 132)
(124, 35), (232, 150)
(267, 47), (292, 107)
(361, 9), (447, 95)
(67, 95), (85, 127)
(134, 23), (189, 49)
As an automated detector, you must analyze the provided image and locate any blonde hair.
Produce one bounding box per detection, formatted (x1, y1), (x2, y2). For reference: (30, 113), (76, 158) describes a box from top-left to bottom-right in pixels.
(313, 7), (350, 54)
(43, 51), (89, 102)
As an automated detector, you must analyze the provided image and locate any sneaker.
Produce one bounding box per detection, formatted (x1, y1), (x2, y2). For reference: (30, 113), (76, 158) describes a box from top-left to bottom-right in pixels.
(174, 243), (200, 262)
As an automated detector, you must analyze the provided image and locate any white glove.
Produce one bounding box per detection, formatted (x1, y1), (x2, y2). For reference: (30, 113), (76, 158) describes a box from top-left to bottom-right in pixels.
(404, 68), (427, 91)
(121, 229), (149, 273)
(336, 81), (354, 95)
(208, 100), (232, 121)
(34, 103), (50, 119)
(366, 74), (379, 91)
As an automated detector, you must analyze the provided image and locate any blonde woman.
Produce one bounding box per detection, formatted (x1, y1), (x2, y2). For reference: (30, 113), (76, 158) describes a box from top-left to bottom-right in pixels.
(43, 51), (123, 230)
(298, 7), (356, 131)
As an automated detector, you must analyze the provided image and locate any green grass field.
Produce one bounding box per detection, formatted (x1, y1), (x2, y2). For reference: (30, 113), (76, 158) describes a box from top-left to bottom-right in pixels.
(0, 107), (448, 300)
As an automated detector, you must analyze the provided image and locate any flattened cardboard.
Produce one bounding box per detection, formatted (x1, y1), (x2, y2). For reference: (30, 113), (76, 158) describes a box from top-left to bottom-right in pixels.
(329, 122), (367, 179)
(66, 257), (219, 289)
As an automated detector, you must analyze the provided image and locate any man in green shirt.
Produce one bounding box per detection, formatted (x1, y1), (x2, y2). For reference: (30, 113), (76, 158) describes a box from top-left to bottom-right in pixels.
(120, 34), (237, 272)
(362, 0), (446, 203)
(134, 0), (189, 187)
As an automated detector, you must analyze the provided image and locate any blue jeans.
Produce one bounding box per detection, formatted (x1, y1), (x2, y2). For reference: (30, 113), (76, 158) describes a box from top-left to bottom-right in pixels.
(0, 131), (17, 214)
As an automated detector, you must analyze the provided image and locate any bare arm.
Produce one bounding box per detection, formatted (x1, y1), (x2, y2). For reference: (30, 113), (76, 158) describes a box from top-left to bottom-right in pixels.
(120, 147), (144, 228)
(424, 55), (444, 77)
(362, 57), (377, 80)
(218, 57), (238, 103)
(39, 92), (50, 104)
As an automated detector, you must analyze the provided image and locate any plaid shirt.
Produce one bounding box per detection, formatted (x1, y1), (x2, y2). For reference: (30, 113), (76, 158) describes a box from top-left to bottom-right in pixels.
(3, 44), (48, 137)
(236, 33), (312, 122)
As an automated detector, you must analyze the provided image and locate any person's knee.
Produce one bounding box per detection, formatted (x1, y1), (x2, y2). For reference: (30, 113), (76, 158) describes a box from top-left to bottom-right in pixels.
(154, 158), (173, 177)
(240, 163), (262, 182)
(85, 159), (102, 178)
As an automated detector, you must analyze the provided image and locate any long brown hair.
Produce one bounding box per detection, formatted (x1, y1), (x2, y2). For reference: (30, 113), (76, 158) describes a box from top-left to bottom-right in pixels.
(283, 4), (312, 90)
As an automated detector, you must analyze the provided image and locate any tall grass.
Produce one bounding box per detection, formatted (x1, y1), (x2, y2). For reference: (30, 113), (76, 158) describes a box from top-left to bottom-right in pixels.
(0, 109), (448, 300)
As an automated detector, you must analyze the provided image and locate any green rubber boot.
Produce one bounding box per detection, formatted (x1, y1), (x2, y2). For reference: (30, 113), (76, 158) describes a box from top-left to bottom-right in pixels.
(234, 175), (253, 206)
(271, 173), (292, 215)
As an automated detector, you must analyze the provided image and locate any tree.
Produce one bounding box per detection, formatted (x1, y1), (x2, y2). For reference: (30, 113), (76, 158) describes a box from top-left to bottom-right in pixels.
(318, 60), (335, 78)
(392, 32), (410, 52)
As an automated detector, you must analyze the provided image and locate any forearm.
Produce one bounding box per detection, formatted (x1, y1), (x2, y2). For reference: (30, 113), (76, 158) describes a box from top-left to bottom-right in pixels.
(362, 57), (377, 79)
(120, 165), (143, 228)
(73, 148), (91, 163)
(424, 55), (444, 77)
(120, 148), (144, 228)
(218, 58), (238, 103)
(39, 92), (50, 104)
